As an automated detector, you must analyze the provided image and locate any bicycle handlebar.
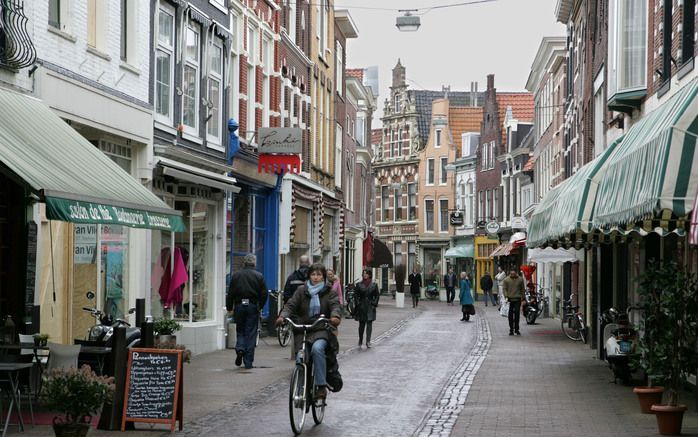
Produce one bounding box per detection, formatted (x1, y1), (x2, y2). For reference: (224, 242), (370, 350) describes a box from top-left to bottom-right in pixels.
(284, 317), (334, 331)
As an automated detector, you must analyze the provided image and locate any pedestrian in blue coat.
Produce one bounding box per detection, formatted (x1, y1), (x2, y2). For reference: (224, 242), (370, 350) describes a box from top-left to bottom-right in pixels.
(459, 272), (474, 321)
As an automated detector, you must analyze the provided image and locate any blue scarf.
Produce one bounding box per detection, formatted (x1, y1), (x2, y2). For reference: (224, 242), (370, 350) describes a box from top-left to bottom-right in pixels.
(307, 280), (324, 316)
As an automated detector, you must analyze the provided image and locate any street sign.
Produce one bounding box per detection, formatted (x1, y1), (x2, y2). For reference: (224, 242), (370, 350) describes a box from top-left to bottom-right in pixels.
(485, 221), (500, 235)
(449, 211), (464, 226)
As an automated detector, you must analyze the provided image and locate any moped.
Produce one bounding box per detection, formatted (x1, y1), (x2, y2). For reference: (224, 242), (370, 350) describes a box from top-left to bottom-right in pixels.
(600, 307), (638, 384)
(79, 291), (140, 348)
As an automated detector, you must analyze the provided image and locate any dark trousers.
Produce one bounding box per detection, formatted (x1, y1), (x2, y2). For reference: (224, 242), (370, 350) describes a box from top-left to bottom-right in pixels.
(508, 300), (521, 333)
(234, 303), (259, 368)
(411, 293), (419, 307)
(358, 320), (373, 344)
(446, 287), (455, 303)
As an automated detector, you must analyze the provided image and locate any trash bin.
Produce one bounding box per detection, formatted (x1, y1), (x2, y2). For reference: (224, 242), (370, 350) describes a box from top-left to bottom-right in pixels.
(225, 314), (236, 349)
(266, 290), (278, 337)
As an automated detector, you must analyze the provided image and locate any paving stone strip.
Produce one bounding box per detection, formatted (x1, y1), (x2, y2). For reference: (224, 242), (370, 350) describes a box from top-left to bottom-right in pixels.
(412, 311), (491, 437)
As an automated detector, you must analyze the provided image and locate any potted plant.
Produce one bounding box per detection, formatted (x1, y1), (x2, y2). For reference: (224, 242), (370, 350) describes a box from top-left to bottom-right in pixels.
(33, 333), (49, 347)
(42, 365), (114, 437)
(394, 264), (406, 308)
(638, 262), (698, 434)
(153, 317), (182, 349)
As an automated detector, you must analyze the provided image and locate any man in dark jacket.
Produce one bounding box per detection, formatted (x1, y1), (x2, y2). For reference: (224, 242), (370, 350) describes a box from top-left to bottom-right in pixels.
(503, 268), (526, 336)
(227, 254), (267, 369)
(283, 255), (310, 302)
(480, 271), (493, 306)
(443, 268), (458, 306)
(408, 266), (422, 308)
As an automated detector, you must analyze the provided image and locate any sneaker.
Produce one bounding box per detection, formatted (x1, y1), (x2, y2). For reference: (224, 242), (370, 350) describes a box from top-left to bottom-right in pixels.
(509, 332), (514, 336)
(235, 350), (244, 367)
(515, 331), (521, 336)
(315, 386), (327, 400)
(366, 342), (372, 348)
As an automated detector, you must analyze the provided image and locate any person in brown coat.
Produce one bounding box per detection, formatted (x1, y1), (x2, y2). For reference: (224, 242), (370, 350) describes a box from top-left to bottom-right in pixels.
(276, 263), (341, 400)
(503, 268), (526, 336)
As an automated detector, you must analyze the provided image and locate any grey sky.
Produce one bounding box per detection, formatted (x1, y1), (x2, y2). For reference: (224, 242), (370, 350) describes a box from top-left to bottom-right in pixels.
(343, 0), (565, 120)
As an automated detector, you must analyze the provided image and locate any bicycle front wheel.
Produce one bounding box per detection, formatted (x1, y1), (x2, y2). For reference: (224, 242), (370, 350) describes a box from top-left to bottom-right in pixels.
(576, 315), (587, 344)
(278, 324), (291, 347)
(561, 315), (581, 340)
(289, 365), (307, 435)
(312, 394), (325, 424)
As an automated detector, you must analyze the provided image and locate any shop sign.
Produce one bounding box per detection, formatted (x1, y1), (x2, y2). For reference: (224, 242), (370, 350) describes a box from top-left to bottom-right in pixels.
(449, 211), (464, 226)
(46, 197), (185, 232)
(258, 128), (302, 154)
(74, 224), (97, 264)
(511, 216), (528, 229)
(477, 220), (487, 229)
(485, 220), (500, 235)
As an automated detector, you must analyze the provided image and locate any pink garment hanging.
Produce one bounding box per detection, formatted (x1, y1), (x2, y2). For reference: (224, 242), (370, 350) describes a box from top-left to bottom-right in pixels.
(159, 247), (189, 308)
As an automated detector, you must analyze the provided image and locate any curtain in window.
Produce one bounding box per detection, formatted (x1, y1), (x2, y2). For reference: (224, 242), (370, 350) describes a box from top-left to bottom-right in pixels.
(620, 0), (646, 90)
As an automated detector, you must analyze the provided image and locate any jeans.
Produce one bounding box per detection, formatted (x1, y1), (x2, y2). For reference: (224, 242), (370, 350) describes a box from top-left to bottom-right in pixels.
(411, 293), (419, 307)
(508, 300), (521, 333)
(446, 287), (456, 303)
(358, 320), (373, 344)
(311, 339), (328, 386)
(234, 303), (259, 368)
(483, 289), (496, 306)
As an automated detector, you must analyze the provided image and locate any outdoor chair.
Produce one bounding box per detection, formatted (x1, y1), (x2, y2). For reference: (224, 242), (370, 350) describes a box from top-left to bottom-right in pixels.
(46, 343), (80, 371)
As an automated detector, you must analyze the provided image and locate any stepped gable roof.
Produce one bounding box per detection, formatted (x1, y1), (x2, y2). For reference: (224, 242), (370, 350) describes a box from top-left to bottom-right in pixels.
(346, 68), (364, 81)
(410, 90), (485, 146)
(448, 106), (483, 144)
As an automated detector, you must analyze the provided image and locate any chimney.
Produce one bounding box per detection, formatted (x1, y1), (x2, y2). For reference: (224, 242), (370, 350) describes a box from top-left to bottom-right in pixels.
(487, 74), (494, 90)
(442, 85), (450, 99)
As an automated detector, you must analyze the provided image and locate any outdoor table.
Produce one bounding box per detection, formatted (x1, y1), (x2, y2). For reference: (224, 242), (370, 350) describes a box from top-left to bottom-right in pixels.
(0, 362), (33, 436)
(0, 343), (112, 374)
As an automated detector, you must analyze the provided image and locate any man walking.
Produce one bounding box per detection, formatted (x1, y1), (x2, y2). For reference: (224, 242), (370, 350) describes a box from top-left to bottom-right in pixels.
(503, 268), (525, 336)
(443, 268), (457, 305)
(480, 271), (494, 306)
(283, 255), (310, 303)
(226, 254), (268, 369)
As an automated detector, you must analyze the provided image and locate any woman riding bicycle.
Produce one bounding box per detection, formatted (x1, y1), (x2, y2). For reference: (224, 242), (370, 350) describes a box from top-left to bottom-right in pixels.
(276, 263), (341, 400)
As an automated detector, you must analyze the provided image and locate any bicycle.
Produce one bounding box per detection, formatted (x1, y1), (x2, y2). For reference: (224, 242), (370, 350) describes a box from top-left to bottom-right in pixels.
(271, 290), (292, 347)
(344, 284), (356, 318)
(559, 293), (587, 343)
(284, 317), (334, 435)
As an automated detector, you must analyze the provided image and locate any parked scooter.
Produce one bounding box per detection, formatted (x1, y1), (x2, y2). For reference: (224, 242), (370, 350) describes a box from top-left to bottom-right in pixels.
(600, 307), (638, 384)
(425, 281), (439, 300)
(80, 291), (140, 348)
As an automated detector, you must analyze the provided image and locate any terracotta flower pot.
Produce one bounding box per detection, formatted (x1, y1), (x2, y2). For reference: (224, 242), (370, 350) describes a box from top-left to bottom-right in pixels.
(633, 386), (664, 414)
(651, 404), (688, 436)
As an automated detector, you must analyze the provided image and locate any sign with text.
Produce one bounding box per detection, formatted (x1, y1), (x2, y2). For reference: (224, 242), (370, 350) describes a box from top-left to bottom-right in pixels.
(449, 211), (464, 226)
(121, 348), (183, 432)
(485, 221), (500, 235)
(257, 128), (302, 154)
(74, 224), (98, 264)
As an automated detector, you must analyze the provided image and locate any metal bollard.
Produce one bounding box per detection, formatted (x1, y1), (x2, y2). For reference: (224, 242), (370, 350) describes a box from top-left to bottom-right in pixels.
(141, 318), (154, 348)
(98, 326), (132, 430)
(135, 299), (145, 328)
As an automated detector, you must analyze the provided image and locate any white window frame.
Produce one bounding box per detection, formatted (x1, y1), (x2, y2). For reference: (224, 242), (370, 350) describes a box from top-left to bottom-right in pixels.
(335, 123), (343, 188)
(288, 0), (297, 43)
(154, 4), (175, 125)
(246, 25), (257, 142)
(229, 12), (240, 123)
(381, 185), (390, 222)
(426, 158), (435, 185)
(408, 182), (417, 221)
(393, 187), (401, 221)
(182, 24), (200, 135)
(206, 40), (224, 149)
(424, 198), (435, 232)
(336, 41), (343, 96)
(482, 143), (488, 171)
(435, 129), (442, 148)
(87, 0), (106, 52)
(262, 36), (272, 127)
(439, 198), (449, 233)
(440, 157), (448, 185)
(608, 0), (647, 97)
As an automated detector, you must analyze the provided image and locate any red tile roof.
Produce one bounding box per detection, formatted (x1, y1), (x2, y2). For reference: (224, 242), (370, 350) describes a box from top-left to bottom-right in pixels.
(448, 106), (483, 143)
(496, 92), (534, 144)
(346, 68), (364, 81)
(371, 128), (382, 146)
(523, 155), (536, 172)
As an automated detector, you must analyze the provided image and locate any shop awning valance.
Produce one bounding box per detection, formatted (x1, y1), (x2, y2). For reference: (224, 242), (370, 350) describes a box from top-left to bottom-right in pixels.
(592, 77), (698, 229)
(444, 244), (474, 258)
(0, 88), (184, 232)
(527, 247), (577, 264)
(527, 138), (621, 247)
(490, 243), (514, 258)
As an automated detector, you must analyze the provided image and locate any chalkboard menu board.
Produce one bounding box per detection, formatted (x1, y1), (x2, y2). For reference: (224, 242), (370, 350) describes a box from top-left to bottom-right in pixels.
(121, 348), (183, 431)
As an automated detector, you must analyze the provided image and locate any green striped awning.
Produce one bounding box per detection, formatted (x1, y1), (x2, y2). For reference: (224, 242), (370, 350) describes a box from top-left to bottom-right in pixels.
(592, 77), (698, 229)
(527, 138), (621, 248)
(0, 87), (184, 232)
(444, 244), (474, 258)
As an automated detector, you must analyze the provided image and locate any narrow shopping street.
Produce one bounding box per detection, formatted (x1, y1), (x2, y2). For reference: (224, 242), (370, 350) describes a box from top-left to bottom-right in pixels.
(14, 300), (697, 436)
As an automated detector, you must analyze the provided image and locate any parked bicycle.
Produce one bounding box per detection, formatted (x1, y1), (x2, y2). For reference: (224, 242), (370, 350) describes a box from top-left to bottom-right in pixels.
(559, 293), (586, 343)
(268, 290), (292, 347)
(284, 317), (334, 435)
(344, 283), (356, 318)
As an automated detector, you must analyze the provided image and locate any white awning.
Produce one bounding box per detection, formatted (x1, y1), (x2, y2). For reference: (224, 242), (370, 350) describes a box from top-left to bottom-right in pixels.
(157, 157), (240, 193)
(527, 247), (577, 264)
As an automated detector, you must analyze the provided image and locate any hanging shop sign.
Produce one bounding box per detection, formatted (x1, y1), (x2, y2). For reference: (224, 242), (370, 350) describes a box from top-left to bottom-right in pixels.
(257, 128), (303, 154)
(449, 211), (464, 226)
(485, 221), (500, 235)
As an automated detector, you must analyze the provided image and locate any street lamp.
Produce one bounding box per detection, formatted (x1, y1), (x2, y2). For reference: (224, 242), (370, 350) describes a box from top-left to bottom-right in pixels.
(396, 10), (420, 32)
